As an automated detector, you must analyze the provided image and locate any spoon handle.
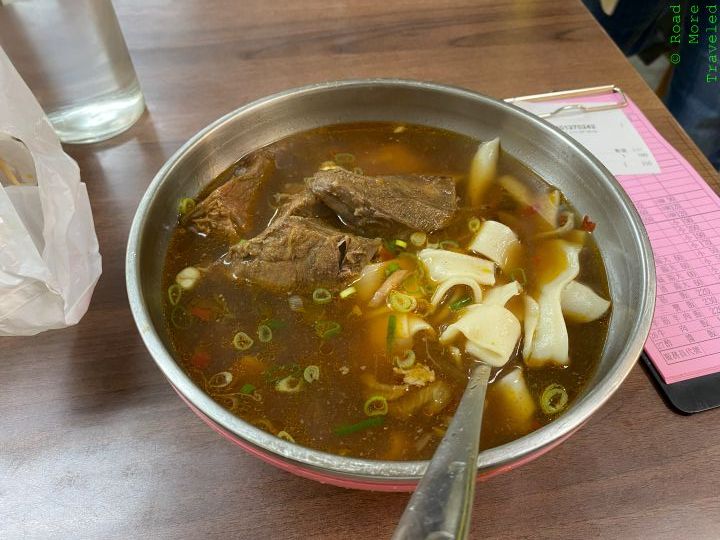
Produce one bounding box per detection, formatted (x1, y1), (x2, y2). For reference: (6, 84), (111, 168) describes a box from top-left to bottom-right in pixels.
(392, 363), (491, 540)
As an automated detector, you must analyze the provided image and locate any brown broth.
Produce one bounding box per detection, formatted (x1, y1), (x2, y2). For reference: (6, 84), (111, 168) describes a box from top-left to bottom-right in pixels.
(162, 122), (610, 460)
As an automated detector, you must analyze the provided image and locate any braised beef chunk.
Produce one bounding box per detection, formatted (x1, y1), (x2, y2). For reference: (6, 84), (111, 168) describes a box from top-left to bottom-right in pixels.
(222, 210), (380, 293)
(187, 152), (274, 238)
(306, 169), (458, 233)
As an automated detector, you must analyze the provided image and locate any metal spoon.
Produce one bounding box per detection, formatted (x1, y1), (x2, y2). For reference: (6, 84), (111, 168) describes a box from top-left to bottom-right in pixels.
(392, 362), (492, 540)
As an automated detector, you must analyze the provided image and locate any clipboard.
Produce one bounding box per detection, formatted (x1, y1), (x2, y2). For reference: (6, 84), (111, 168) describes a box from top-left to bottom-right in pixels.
(507, 84), (720, 414)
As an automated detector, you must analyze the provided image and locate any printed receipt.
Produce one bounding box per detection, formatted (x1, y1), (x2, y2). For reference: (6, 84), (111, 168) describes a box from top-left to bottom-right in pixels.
(519, 96), (720, 384)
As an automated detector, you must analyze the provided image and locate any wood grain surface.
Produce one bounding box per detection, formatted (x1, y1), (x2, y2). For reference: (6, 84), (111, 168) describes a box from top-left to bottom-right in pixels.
(2, 1), (719, 538)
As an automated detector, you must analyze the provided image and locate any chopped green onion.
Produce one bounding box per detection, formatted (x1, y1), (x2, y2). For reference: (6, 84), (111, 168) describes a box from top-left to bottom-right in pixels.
(303, 365), (320, 383)
(385, 262), (400, 277)
(232, 331), (254, 351)
(312, 288), (332, 304)
(257, 324), (273, 343)
(401, 273), (421, 294)
(264, 319), (285, 330)
(394, 350), (416, 369)
(167, 283), (183, 306)
(176, 266), (201, 290)
(264, 363), (301, 383)
(388, 290), (417, 313)
(540, 383), (569, 414)
(395, 239), (407, 249)
(334, 152), (356, 165)
(410, 231), (427, 247)
(386, 314), (397, 354)
(239, 383), (256, 395)
(383, 239), (399, 254)
(277, 431), (295, 443)
(439, 240), (459, 250)
(450, 296), (472, 311)
(275, 375), (303, 393)
(208, 371), (233, 389)
(339, 286), (357, 299)
(315, 320), (342, 339)
(468, 217), (482, 233)
(178, 197), (196, 215)
(288, 295), (304, 312)
(363, 395), (389, 416)
(171, 305), (193, 329)
(333, 416), (385, 436)
(353, 167), (364, 175)
(510, 268), (527, 286)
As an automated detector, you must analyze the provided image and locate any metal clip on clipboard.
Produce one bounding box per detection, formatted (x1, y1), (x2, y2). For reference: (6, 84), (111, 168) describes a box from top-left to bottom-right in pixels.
(504, 84), (628, 118)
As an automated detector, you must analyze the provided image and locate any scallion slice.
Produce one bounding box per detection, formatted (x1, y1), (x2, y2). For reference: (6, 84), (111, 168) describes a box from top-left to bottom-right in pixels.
(395, 239), (407, 249)
(167, 283), (182, 306)
(171, 305), (193, 329)
(450, 296), (472, 311)
(239, 383), (256, 395)
(315, 320), (341, 339)
(303, 365), (320, 383)
(439, 240), (459, 250)
(275, 375), (303, 393)
(363, 395), (389, 416)
(468, 217), (482, 233)
(207, 371), (233, 389)
(410, 231), (427, 247)
(388, 290), (417, 313)
(394, 350), (416, 369)
(257, 324), (273, 343)
(540, 383), (569, 414)
(333, 416), (385, 436)
(178, 197), (196, 215)
(384, 261), (400, 277)
(312, 288), (332, 304)
(386, 314), (397, 354)
(232, 331), (254, 351)
(277, 431), (295, 443)
(339, 286), (357, 299)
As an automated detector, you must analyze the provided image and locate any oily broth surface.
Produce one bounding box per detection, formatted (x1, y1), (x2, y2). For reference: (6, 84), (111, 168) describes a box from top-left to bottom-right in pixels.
(162, 122), (610, 460)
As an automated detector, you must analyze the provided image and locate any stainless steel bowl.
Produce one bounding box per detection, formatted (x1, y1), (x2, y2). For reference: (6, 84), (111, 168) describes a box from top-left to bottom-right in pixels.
(126, 79), (655, 490)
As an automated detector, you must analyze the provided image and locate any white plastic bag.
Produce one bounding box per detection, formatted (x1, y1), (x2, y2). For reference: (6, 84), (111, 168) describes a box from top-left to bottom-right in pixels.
(0, 47), (101, 336)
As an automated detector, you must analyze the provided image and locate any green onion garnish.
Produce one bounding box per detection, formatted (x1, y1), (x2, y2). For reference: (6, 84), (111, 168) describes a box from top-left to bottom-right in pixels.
(395, 239), (407, 249)
(394, 350), (416, 370)
(275, 375), (303, 393)
(303, 365), (320, 383)
(178, 197), (196, 215)
(312, 288), (332, 304)
(353, 167), (364, 175)
(170, 305), (193, 329)
(339, 286), (357, 299)
(363, 395), (389, 417)
(315, 320), (342, 339)
(401, 273), (421, 294)
(386, 314), (397, 354)
(388, 290), (417, 313)
(167, 283), (182, 306)
(439, 240), (459, 250)
(334, 152), (356, 165)
(450, 296), (472, 311)
(333, 416), (385, 436)
(468, 217), (482, 233)
(232, 331), (254, 351)
(257, 324), (273, 343)
(385, 262), (400, 277)
(277, 431), (295, 443)
(540, 383), (569, 415)
(264, 319), (286, 330)
(410, 231), (427, 247)
(510, 268), (528, 286)
(239, 383), (256, 395)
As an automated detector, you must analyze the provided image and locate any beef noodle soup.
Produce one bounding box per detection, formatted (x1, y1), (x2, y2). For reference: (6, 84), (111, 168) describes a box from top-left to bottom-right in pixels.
(162, 123), (611, 461)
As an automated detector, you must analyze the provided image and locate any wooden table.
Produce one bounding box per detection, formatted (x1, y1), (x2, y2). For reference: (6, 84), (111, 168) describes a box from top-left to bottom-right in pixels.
(3, 1), (719, 538)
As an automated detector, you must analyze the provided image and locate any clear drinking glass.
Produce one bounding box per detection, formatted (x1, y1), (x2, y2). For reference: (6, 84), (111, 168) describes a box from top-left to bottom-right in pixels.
(0, 0), (145, 144)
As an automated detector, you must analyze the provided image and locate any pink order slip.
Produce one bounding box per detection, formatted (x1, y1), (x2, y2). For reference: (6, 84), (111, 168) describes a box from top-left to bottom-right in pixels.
(516, 93), (720, 384)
